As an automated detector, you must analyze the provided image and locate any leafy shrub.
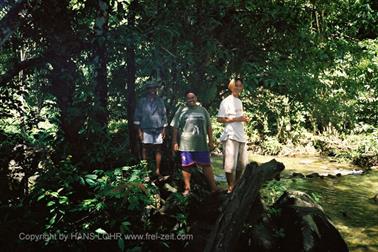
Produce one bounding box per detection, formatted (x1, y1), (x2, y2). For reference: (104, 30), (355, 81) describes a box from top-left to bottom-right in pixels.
(4, 158), (190, 251)
(261, 136), (283, 155)
(261, 180), (287, 207)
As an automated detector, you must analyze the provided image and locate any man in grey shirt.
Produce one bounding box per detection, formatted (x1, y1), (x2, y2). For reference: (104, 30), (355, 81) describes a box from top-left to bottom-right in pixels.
(134, 81), (167, 177)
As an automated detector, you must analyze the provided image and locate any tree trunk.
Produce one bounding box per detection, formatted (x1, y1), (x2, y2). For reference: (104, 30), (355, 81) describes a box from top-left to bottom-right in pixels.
(205, 160), (285, 252)
(93, 0), (109, 129)
(49, 57), (81, 161)
(42, 0), (83, 163)
(126, 0), (139, 158)
(192, 0), (207, 94)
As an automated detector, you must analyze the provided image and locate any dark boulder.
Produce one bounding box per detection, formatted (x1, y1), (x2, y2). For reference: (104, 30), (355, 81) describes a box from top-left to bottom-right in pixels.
(273, 191), (348, 252)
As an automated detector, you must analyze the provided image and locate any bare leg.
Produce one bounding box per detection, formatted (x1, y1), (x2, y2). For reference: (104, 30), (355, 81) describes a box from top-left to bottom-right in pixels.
(201, 165), (218, 192)
(235, 169), (244, 184)
(234, 142), (247, 187)
(182, 168), (191, 195)
(225, 172), (234, 192)
(142, 144), (148, 160)
(223, 139), (237, 193)
(155, 145), (162, 176)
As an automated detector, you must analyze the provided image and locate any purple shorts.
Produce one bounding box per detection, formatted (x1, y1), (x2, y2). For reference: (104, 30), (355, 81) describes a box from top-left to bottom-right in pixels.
(180, 151), (211, 167)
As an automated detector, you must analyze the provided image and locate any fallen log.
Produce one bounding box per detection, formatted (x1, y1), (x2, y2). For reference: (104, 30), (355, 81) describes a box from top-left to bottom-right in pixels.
(237, 210), (280, 252)
(205, 159), (285, 252)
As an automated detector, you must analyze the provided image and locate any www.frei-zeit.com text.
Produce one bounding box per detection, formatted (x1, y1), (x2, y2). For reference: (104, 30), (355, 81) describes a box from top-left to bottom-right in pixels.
(19, 232), (194, 242)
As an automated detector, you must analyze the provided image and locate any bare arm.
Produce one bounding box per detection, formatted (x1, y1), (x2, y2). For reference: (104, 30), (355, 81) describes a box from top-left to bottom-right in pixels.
(134, 99), (143, 140)
(217, 116), (247, 123)
(207, 126), (214, 150)
(172, 127), (179, 151)
(137, 127), (143, 141)
(217, 117), (234, 123)
(161, 127), (166, 139)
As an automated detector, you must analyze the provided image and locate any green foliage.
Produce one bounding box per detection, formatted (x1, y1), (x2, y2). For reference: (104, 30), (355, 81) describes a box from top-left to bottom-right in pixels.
(308, 192), (322, 204)
(261, 180), (287, 207)
(311, 128), (378, 167)
(1, 0), (377, 159)
(261, 136), (283, 156)
(1, 0), (378, 249)
(22, 159), (188, 250)
(211, 117), (223, 142)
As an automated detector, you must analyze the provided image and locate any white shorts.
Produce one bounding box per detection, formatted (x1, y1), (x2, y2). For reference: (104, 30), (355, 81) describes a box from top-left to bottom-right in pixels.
(222, 139), (248, 173)
(143, 131), (163, 144)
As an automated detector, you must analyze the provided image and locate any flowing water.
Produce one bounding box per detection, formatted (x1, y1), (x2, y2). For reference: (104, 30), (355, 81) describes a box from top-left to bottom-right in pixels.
(211, 154), (378, 252)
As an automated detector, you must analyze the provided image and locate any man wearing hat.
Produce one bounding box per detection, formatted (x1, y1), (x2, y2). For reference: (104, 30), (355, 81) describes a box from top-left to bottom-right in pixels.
(134, 80), (167, 177)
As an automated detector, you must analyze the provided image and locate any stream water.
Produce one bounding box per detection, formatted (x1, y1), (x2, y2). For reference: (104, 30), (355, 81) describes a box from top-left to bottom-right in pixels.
(211, 154), (378, 252)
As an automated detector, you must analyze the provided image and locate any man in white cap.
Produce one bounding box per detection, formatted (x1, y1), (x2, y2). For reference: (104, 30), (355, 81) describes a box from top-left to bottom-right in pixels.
(134, 80), (167, 177)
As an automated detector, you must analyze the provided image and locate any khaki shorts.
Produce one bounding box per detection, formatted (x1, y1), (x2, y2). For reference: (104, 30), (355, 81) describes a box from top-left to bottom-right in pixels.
(142, 131), (163, 144)
(222, 139), (248, 173)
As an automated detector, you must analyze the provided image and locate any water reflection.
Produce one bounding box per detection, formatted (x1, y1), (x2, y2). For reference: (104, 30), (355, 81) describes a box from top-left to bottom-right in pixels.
(211, 154), (378, 251)
(287, 172), (378, 252)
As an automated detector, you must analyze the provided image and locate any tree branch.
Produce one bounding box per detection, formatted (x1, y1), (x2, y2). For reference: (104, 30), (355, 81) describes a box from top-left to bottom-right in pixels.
(0, 56), (45, 87)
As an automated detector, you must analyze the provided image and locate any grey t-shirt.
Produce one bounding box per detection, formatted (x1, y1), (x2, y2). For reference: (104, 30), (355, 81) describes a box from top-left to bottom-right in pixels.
(170, 105), (210, 151)
(134, 95), (167, 133)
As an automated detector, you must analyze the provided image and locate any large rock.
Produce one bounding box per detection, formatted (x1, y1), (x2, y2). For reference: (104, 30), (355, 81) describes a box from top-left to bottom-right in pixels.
(273, 191), (348, 252)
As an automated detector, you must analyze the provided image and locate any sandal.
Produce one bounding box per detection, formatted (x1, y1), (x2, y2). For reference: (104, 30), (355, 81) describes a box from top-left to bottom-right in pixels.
(158, 175), (170, 182)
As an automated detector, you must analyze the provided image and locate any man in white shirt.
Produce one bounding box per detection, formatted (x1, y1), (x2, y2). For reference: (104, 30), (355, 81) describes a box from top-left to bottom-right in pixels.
(217, 78), (249, 193)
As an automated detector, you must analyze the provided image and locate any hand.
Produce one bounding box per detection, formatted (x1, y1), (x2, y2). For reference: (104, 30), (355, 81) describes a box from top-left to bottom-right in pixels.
(161, 128), (166, 139)
(234, 115), (249, 123)
(173, 143), (179, 152)
(242, 115), (250, 123)
(172, 143), (179, 157)
(208, 141), (215, 151)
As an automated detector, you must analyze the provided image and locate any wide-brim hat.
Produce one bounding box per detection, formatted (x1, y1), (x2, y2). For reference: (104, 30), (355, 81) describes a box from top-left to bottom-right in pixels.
(144, 80), (160, 89)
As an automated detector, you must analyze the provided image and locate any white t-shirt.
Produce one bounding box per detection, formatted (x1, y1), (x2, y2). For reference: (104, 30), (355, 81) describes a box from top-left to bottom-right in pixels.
(217, 95), (247, 143)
